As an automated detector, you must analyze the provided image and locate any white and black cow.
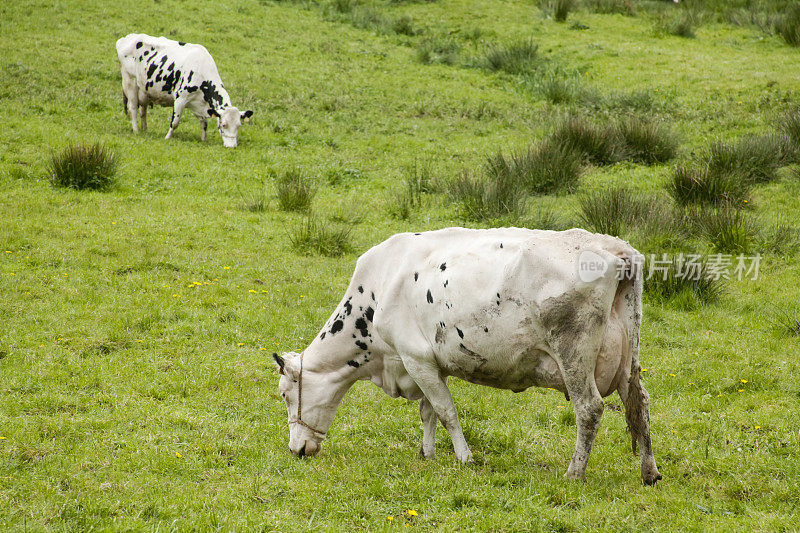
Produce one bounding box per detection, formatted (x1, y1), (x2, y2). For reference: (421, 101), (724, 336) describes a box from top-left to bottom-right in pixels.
(273, 227), (662, 484)
(116, 33), (252, 148)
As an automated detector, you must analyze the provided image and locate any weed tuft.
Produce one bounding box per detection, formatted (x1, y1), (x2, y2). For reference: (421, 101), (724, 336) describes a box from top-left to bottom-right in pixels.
(417, 35), (461, 65)
(275, 168), (316, 212)
(578, 186), (653, 237)
(757, 219), (800, 255)
(288, 215), (355, 256)
(614, 117), (680, 164)
(549, 0), (576, 22)
(776, 5), (800, 46)
(693, 207), (760, 254)
(645, 255), (724, 306)
(666, 162), (751, 208)
(707, 135), (790, 184)
(584, 0), (634, 16)
(659, 12), (697, 38)
(48, 142), (118, 191)
(548, 115), (621, 166)
(449, 169), (527, 222)
(485, 40), (542, 75)
(766, 306), (800, 337)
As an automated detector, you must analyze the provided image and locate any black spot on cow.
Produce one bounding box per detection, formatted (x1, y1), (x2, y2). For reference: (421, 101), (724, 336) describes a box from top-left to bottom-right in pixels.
(354, 317), (369, 337)
(414, 233), (421, 235)
(370, 291), (375, 301)
(178, 41), (186, 46)
(364, 307), (374, 322)
(456, 327), (464, 339)
(208, 108), (219, 117)
(358, 285), (364, 294)
(343, 298), (353, 316)
(484, 327), (489, 333)
(320, 332), (326, 340)
(136, 41), (143, 49)
(187, 71), (193, 82)
(355, 340), (368, 351)
(186, 85), (198, 93)
(147, 62), (158, 78)
(500, 243), (503, 249)
(143, 50), (149, 56)
(347, 360), (360, 368)
(200, 80), (224, 109)
(444, 280), (448, 288)
(167, 62), (174, 71)
(439, 263), (447, 271)
(426, 290), (433, 304)
(414, 272), (418, 282)
(439, 321), (445, 327)
(330, 320), (344, 334)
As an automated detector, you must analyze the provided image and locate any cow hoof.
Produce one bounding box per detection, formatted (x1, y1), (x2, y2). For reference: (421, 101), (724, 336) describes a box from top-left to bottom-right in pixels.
(418, 446), (435, 460)
(458, 452), (474, 464)
(643, 472), (663, 486)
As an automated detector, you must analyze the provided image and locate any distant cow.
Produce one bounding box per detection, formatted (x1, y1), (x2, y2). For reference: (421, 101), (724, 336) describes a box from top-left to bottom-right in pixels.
(273, 228), (661, 484)
(116, 33), (252, 148)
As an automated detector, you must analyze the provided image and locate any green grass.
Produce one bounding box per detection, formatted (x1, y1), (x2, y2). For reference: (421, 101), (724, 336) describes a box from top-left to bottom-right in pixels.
(3, 0), (800, 530)
(48, 142), (118, 191)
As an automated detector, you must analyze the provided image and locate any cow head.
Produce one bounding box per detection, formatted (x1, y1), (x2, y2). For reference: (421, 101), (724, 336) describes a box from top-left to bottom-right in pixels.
(216, 107), (253, 148)
(273, 351), (343, 458)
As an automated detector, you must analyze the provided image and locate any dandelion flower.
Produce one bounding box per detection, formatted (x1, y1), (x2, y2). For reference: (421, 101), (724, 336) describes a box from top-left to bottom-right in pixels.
(224, 266), (230, 270)
(740, 379), (748, 384)
(0, 436), (6, 440)
(172, 294), (180, 298)
(249, 289), (257, 293)
(671, 430), (677, 434)
(4, 251), (11, 253)
(175, 452), (182, 458)
(237, 343), (244, 346)
(669, 373), (675, 377)
(642, 368), (648, 372)
(738, 389), (744, 392)
(754, 425), (761, 429)
(407, 510), (418, 517)
(557, 405), (564, 408)
(387, 516), (394, 521)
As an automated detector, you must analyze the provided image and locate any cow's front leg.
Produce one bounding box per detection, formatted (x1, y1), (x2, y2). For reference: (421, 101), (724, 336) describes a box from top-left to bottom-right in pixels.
(165, 98), (188, 140)
(402, 358), (472, 463)
(419, 396), (437, 459)
(200, 118), (208, 141)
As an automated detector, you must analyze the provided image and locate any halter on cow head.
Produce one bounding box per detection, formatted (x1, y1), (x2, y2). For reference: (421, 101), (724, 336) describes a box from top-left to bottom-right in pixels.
(273, 352), (344, 458)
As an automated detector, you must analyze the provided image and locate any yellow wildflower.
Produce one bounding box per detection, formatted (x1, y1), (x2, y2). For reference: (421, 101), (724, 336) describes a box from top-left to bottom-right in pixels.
(172, 294), (180, 298)
(237, 343), (244, 346)
(224, 266), (230, 270)
(669, 373), (675, 377)
(387, 516), (394, 521)
(738, 389), (744, 392)
(175, 452), (182, 458)
(754, 425), (761, 429)
(407, 510), (418, 517)
(740, 379), (748, 384)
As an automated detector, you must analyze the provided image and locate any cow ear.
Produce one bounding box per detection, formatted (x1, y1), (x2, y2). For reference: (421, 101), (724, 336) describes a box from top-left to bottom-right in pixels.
(241, 110), (253, 122)
(272, 353), (285, 375)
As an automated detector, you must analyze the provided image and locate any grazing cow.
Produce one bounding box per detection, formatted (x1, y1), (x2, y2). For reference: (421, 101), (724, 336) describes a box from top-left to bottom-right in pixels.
(273, 227), (661, 484)
(116, 33), (253, 148)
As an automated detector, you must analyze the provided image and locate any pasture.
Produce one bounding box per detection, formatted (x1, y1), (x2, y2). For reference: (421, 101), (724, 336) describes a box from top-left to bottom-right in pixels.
(2, 0), (800, 530)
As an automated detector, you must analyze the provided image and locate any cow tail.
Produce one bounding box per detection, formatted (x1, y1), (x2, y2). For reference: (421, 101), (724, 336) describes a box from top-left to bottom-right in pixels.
(621, 252), (649, 455)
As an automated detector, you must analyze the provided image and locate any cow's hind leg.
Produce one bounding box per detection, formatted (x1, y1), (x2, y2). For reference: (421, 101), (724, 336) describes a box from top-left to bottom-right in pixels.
(402, 357), (472, 463)
(563, 367), (605, 481)
(139, 104), (148, 132)
(419, 396), (437, 459)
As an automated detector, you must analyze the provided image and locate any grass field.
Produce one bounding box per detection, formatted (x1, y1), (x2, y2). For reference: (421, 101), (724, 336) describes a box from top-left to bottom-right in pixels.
(2, 0), (800, 530)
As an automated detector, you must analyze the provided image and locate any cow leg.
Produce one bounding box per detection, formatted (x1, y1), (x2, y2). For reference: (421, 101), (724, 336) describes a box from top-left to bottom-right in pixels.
(200, 118), (208, 142)
(139, 104), (148, 132)
(165, 97), (188, 140)
(419, 396), (437, 459)
(120, 72), (138, 133)
(563, 373), (604, 481)
(402, 358), (472, 463)
(618, 370), (661, 485)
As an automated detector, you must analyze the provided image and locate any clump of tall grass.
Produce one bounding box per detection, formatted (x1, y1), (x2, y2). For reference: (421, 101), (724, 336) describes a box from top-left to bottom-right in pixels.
(584, 0), (634, 16)
(776, 4), (800, 46)
(241, 190), (269, 212)
(449, 168), (527, 222)
(523, 208), (571, 231)
(615, 117), (680, 164)
(658, 12), (697, 38)
(766, 306), (800, 337)
(417, 35), (461, 65)
(537, 77), (601, 106)
(666, 162), (752, 207)
(692, 207), (760, 254)
(387, 162), (435, 219)
(644, 255), (724, 306)
(757, 219), (800, 256)
(777, 106), (800, 160)
(607, 89), (660, 113)
(485, 140), (584, 196)
(577, 186), (658, 237)
(543, 0), (575, 22)
(48, 142), (118, 191)
(275, 168), (316, 212)
(288, 215), (355, 256)
(484, 40), (543, 75)
(547, 115), (622, 166)
(707, 135), (790, 185)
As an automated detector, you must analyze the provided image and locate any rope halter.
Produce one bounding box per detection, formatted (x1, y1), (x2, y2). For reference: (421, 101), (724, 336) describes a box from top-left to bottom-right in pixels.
(288, 351), (328, 439)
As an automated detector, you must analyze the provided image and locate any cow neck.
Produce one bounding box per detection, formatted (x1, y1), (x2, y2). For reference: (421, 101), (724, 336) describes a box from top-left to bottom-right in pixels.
(290, 351), (327, 438)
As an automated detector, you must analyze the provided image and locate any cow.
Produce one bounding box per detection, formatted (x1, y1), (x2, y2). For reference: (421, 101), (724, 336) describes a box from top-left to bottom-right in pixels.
(273, 227), (661, 484)
(116, 33), (253, 148)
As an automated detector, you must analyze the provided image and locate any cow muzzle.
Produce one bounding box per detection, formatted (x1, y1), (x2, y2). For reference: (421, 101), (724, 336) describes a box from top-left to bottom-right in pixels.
(290, 439), (320, 458)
